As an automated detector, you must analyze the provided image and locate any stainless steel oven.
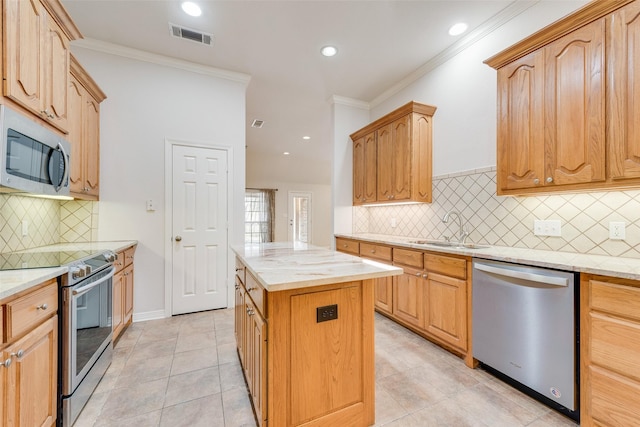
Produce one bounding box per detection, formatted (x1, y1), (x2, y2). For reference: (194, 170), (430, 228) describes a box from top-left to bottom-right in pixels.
(60, 251), (116, 426)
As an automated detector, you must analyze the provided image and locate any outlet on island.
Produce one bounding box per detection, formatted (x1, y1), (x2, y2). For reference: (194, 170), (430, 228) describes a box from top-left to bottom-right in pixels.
(316, 304), (338, 323)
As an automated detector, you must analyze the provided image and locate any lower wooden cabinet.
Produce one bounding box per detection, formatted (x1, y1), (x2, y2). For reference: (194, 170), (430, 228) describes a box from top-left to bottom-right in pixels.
(113, 245), (136, 343)
(235, 268), (267, 427)
(235, 256), (375, 427)
(1, 279), (59, 427)
(581, 274), (640, 426)
(336, 237), (473, 367)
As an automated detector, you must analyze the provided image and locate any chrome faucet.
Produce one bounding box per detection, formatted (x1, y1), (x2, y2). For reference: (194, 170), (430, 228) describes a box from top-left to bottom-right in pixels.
(442, 210), (469, 244)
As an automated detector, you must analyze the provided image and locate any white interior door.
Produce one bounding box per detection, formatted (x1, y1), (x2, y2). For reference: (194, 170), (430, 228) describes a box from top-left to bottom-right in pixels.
(171, 145), (228, 315)
(288, 191), (312, 244)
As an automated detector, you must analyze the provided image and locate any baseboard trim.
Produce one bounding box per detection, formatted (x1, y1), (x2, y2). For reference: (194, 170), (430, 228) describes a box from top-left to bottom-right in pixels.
(132, 310), (166, 323)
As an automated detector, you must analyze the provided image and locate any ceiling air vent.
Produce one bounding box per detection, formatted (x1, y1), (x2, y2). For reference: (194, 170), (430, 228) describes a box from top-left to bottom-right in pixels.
(169, 23), (213, 46)
(251, 119), (265, 128)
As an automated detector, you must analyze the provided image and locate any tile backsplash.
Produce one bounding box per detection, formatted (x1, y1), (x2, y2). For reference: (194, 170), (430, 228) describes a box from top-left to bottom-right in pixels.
(354, 167), (640, 259)
(0, 194), (97, 253)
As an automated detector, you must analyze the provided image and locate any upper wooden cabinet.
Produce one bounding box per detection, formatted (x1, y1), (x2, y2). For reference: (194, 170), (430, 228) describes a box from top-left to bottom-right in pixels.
(350, 101), (436, 205)
(352, 131), (377, 204)
(68, 55), (106, 200)
(3, 0), (82, 133)
(486, 0), (640, 195)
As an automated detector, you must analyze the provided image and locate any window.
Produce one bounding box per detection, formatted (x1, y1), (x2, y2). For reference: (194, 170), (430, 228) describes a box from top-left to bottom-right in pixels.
(244, 189), (276, 243)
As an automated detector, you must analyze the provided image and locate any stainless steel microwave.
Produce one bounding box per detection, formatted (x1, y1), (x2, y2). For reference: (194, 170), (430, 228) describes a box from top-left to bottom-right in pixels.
(0, 105), (71, 197)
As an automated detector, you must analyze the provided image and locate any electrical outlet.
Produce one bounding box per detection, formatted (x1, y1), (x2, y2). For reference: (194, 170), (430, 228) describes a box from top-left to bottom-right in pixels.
(609, 221), (626, 240)
(316, 304), (338, 323)
(21, 220), (28, 237)
(533, 219), (562, 237)
(390, 218), (397, 228)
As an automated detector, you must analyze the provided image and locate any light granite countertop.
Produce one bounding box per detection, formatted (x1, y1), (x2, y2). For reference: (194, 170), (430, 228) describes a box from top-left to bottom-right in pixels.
(336, 233), (640, 281)
(0, 240), (138, 300)
(232, 242), (403, 292)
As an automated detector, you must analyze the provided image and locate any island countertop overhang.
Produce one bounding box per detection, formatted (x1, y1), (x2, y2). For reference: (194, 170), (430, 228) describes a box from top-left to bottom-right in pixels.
(231, 242), (403, 292)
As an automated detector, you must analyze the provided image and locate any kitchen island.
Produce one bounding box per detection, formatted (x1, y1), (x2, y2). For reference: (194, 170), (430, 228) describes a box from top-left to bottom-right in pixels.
(232, 242), (402, 427)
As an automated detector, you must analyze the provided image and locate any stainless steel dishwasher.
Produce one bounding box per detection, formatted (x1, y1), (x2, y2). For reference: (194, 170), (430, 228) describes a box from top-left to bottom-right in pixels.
(472, 259), (579, 421)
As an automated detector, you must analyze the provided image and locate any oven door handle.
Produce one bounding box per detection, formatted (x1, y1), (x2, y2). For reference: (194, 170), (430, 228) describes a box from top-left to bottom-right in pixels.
(72, 267), (116, 297)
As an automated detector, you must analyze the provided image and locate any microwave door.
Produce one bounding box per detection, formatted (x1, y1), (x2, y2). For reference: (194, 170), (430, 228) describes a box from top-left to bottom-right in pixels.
(7, 131), (37, 180)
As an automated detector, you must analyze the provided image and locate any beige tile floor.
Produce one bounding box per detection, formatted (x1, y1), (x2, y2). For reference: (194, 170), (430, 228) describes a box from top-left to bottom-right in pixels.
(75, 309), (579, 427)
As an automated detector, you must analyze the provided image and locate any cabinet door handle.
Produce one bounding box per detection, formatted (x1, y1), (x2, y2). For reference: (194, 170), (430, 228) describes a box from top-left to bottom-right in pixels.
(533, 178), (540, 185)
(11, 350), (24, 359)
(1, 359), (11, 368)
(36, 303), (48, 310)
(546, 177), (553, 183)
(422, 273), (429, 279)
(415, 272), (421, 277)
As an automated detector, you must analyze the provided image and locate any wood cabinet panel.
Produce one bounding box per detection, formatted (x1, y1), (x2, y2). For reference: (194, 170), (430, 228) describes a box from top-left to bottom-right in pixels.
(389, 114), (411, 201)
(393, 266), (424, 329)
(43, 14), (70, 131)
(112, 270), (124, 340)
(588, 365), (640, 427)
(496, 50), (545, 192)
(123, 264), (134, 325)
(335, 238), (359, 256)
(248, 298), (266, 426)
(609, 2), (640, 180)
(393, 248), (423, 269)
(544, 18), (606, 186)
(376, 123), (393, 202)
(582, 273), (640, 427)
(359, 243), (391, 262)
(3, 315), (57, 427)
(245, 271), (265, 317)
(5, 279), (57, 342)
(290, 285), (362, 425)
(373, 275), (393, 315)
(424, 253), (466, 279)
(352, 132), (377, 205)
(234, 276), (245, 366)
(425, 272), (467, 351)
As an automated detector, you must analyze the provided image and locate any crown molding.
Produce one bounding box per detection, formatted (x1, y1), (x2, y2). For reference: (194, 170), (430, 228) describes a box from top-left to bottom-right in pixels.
(331, 95), (370, 110)
(370, 0), (539, 108)
(71, 38), (252, 86)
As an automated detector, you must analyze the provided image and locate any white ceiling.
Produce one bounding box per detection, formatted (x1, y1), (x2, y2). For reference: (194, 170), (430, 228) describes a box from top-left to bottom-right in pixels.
(61, 0), (525, 162)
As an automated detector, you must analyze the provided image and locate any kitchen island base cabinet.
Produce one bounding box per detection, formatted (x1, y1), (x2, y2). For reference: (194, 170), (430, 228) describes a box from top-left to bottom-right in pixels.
(235, 258), (375, 427)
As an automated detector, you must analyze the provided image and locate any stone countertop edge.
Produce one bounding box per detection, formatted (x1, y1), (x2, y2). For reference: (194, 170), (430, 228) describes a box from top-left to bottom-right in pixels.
(336, 233), (640, 281)
(0, 240), (138, 300)
(232, 242), (403, 292)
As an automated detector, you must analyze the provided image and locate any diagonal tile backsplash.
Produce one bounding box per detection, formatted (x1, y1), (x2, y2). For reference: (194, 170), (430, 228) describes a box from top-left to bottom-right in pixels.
(0, 194), (98, 253)
(355, 167), (640, 259)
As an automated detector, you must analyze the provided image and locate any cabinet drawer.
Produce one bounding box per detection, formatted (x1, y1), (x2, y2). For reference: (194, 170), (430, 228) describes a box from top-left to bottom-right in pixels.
(5, 280), (58, 341)
(123, 246), (136, 267)
(393, 248), (424, 269)
(246, 272), (265, 317)
(336, 238), (359, 255)
(360, 243), (392, 262)
(590, 312), (640, 383)
(589, 365), (640, 426)
(591, 279), (640, 322)
(235, 257), (246, 284)
(424, 253), (466, 279)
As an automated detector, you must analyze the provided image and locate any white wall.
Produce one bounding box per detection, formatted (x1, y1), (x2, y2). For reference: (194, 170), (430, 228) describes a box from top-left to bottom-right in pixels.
(71, 45), (247, 318)
(331, 99), (370, 238)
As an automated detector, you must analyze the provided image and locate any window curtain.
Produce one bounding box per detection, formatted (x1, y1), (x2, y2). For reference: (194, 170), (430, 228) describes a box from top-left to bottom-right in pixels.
(245, 188), (276, 243)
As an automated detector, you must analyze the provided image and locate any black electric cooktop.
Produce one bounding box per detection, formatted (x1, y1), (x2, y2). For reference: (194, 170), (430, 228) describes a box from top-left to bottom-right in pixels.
(0, 249), (107, 271)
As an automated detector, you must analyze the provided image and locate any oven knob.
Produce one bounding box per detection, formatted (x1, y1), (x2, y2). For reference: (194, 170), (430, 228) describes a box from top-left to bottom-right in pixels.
(71, 266), (86, 279)
(84, 265), (92, 275)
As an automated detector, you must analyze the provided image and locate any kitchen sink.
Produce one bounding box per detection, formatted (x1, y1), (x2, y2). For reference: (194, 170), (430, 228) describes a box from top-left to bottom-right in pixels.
(408, 239), (489, 250)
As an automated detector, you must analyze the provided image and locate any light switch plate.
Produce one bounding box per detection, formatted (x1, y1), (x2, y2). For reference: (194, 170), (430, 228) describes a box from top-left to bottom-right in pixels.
(533, 219), (562, 237)
(609, 221), (626, 240)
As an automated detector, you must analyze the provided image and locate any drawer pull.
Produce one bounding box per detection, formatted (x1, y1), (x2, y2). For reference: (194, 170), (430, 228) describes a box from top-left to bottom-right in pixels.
(247, 287), (256, 292)
(36, 303), (48, 310)
(422, 273), (429, 279)
(11, 350), (24, 359)
(370, 249), (376, 253)
(415, 272), (421, 277)
(1, 359), (11, 368)
(235, 268), (243, 272)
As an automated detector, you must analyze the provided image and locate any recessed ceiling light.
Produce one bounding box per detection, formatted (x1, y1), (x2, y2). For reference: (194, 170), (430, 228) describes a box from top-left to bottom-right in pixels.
(448, 23), (468, 36)
(283, 152), (290, 156)
(302, 136), (311, 140)
(321, 46), (338, 57)
(181, 2), (202, 17)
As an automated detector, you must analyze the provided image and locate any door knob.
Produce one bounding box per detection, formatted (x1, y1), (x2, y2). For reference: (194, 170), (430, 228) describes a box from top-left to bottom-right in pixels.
(175, 236), (182, 242)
